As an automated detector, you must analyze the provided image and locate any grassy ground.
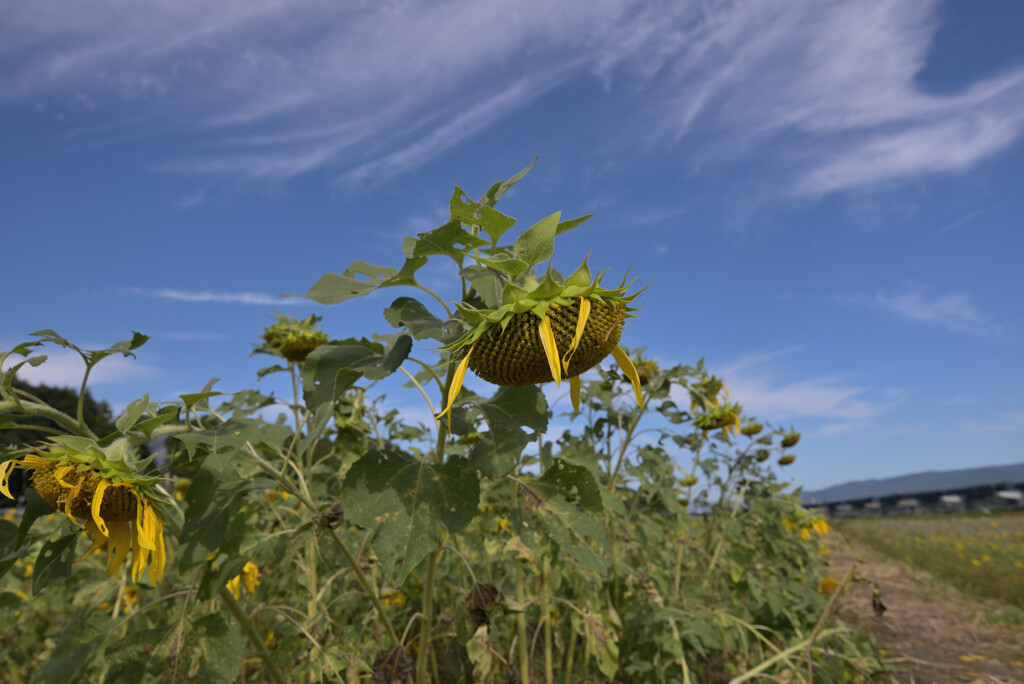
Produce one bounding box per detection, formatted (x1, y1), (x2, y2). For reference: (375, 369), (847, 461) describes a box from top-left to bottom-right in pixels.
(836, 509), (1024, 610)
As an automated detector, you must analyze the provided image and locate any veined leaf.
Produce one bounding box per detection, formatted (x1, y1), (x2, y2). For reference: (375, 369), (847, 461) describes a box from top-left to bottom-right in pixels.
(342, 449), (479, 583)
(514, 212), (561, 268)
(412, 220), (488, 267)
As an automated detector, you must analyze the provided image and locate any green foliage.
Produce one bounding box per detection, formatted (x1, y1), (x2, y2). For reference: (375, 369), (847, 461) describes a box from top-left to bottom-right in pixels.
(0, 162), (885, 684)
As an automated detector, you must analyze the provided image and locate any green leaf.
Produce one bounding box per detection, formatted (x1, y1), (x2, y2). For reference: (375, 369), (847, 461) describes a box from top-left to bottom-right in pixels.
(300, 341), (377, 408)
(470, 386), (548, 478)
(17, 488), (53, 548)
(450, 187), (518, 244)
(480, 156), (537, 207)
(380, 255), (430, 288)
(519, 460), (608, 573)
(103, 627), (173, 683)
(461, 265), (504, 309)
(556, 213), (595, 236)
(412, 220), (488, 267)
(514, 211), (561, 268)
(297, 261), (399, 305)
(177, 467), (248, 571)
(29, 639), (97, 684)
(132, 405), (181, 439)
(477, 253), (529, 278)
(115, 394), (151, 433)
(342, 449), (480, 583)
(32, 533), (78, 595)
(384, 297), (446, 342)
(190, 613), (244, 684)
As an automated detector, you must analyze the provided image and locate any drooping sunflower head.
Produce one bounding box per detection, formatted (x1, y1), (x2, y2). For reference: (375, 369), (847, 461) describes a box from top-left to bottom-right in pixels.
(437, 254), (647, 418)
(0, 436), (169, 585)
(256, 312), (329, 363)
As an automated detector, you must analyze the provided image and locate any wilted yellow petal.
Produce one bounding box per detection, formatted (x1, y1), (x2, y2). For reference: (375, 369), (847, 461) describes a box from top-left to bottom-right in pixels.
(78, 520), (108, 561)
(611, 346), (643, 408)
(135, 496), (156, 551)
(570, 375), (581, 415)
(562, 298), (591, 372)
(435, 347), (473, 420)
(226, 575), (242, 600)
(537, 316), (561, 385)
(23, 454), (50, 468)
(91, 480), (110, 537)
(0, 460), (15, 500)
(106, 520), (132, 576)
(149, 516), (166, 585)
(55, 465), (77, 487)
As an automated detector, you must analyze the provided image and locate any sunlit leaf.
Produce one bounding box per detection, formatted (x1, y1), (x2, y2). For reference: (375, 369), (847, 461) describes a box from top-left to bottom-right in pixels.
(513, 211), (561, 268)
(342, 448), (479, 583)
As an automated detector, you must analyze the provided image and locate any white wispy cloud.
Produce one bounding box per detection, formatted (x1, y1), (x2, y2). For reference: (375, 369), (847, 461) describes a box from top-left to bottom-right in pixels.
(695, 347), (902, 423)
(3, 0), (1022, 194)
(960, 411), (1024, 435)
(847, 289), (996, 336)
(138, 288), (283, 306)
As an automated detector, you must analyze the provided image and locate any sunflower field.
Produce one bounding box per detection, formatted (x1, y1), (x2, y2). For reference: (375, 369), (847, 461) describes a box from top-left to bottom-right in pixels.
(1, 163), (883, 683)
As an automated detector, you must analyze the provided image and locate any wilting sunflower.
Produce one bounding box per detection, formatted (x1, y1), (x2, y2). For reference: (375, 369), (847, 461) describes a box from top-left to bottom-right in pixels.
(0, 437), (168, 585)
(436, 256), (646, 418)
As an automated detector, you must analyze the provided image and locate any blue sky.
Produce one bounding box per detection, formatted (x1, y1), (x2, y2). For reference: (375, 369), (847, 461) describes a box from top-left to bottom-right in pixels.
(3, 0), (1023, 492)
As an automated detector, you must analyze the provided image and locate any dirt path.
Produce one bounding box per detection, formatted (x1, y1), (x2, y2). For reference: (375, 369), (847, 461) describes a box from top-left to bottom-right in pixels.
(830, 532), (1024, 683)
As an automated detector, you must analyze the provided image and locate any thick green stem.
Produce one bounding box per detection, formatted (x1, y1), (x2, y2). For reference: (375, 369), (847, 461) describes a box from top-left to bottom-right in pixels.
(416, 550), (441, 684)
(0, 400), (97, 439)
(76, 357), (91, 432)
(540, 560), (553, 684)
(219, 585), (287, 684)
(511, 483), (530, 683)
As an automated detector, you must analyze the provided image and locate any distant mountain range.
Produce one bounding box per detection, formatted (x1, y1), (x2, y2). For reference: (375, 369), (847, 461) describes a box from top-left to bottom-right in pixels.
(801, 462), (1024, 505)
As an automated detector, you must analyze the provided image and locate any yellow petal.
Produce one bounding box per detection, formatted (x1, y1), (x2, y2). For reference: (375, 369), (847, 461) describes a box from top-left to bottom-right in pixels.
(611, 346), (643, 408)
(135, 496), (156, 551)
(0, 460), (15, 500)
(537, 316), (561, 385)
(243, 561), (260, 593)
(435, 347), (473, 420)
(77, 520), (108, 562)
(23, 454), (50, 468)
(106, 520), (132, 576)
(91, 480), (110, 538)
(55, 465), (77, 487)
(149, 517), (166, 585)
(226, 575), (242, 600)
(570, 375), (581, 415)
(561, 297), (591, 372)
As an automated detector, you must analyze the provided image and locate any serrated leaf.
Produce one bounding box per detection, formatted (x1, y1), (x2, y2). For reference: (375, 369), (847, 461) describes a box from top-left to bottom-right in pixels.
(477, 253), (529, 278)
(32, 533), (77, 595)
(412, 220), (488, 267)
(191, 613), (244, 684)
(342, 449), (479, 583)
(383, 297), (446, 341)
(514, 211), (561, 268)
(177, 467), (248, 572)
(103, 627), (173, 683)
(29, 639), (97, 684)
(450, 187), (518, 244)
(300, 341), (377, 408)
(470, 386), (548, 477)
(519, 460), (608, 573)
(296, 261), (399, 305)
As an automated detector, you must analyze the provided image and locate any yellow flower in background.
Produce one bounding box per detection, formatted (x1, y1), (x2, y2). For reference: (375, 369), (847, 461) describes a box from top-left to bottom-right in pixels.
(694, 403), (743, 439)
(812, 520), (830, 537)
(492, 516), (511, 534)
(123, 586), (139, 610)
(1, 440), (168, 586)
(381, 588), (408, 607)
(782, 518), (797, 533)
(800, 527), (812, 541)
(226, 561), (261, 599)
(818, 576), (840, 595)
